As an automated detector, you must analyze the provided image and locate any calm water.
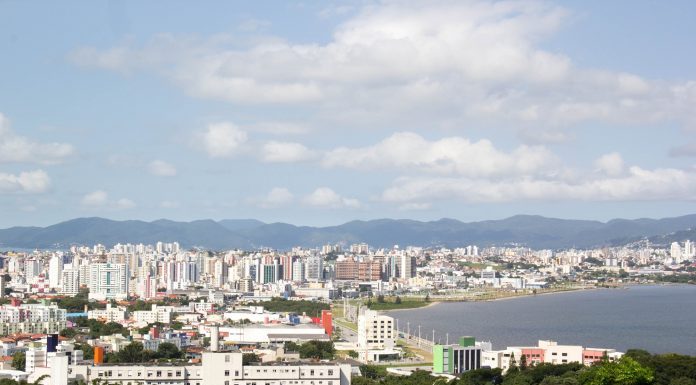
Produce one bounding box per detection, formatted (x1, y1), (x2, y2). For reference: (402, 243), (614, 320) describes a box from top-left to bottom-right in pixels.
(387, 285), (696, 355)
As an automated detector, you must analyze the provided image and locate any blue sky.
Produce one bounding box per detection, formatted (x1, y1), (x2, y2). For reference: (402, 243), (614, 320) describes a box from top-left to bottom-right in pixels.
(1, 0), (696, 228)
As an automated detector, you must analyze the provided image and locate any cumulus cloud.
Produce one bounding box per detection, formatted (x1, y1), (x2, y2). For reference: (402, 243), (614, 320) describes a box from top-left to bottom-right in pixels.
(303, 187), (361, 209)
(81, 190), (136, 209)
(0, 170), (51, 193)
(81, 190), (109, 206)
(148, 160), (177, 176)
(0, 113), (74, 165)
(199, 122), (248, 157)
(261, 141), (317, 163)
(381, 166), (696, 204)
(251, 187), (294, 208)
(594, 152), (625, 176)
(323, 132), (556, 178)
(68, 2), (696, 131)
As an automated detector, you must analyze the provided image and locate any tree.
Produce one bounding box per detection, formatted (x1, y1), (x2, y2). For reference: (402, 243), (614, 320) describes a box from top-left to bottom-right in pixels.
(298, 341), (335, 360)
(377, 295), (385, 303)
(60, 328), (78, 338)
(359, 365), (387, 379)
(12, 352), (25, 371)
(243, 353), (260, 365)
(347, 350), (359, 359)
(395, 296), (402, 304)
(580, 357), (653, 385)
(156, 342), (183, 359)
(32, 374), (50, 385)
(520, 354), (528, 371)
(425, 294), (430, 302)
(117, 342), (145, 363)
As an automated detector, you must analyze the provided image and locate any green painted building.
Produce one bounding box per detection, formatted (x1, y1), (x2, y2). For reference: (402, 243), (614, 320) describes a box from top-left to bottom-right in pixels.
(433, 336), (481, 374)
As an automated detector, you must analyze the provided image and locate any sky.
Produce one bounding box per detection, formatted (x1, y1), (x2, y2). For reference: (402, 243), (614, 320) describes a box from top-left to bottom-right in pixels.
(1, 0), (696, 228)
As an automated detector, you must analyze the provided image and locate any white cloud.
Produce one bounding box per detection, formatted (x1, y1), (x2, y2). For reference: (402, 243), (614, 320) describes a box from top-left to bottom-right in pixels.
(0, 170), (51, 193)
(303, 187), (361, 209)
(81, 190), (109, 206)
(381, 166), (696, 204)
(398, 202), (432, 211)
(594, 152), (625, 176)
(68, 2), (696, 132)
(115, 198), (136, 209)
(323, 132), (556, 178)
(0, 113), (74, 165)
(261, 141), (317, 163)
(199, 122), (248, 158)
(148, 160), (178, 176)
(160, 200), (181, 209)
(252, 187), (294, 208)
(81, 190), (136, 209)
(248, 121), (310, 135)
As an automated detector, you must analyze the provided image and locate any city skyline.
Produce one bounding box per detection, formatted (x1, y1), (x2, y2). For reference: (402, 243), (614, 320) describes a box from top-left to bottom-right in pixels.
(2, 1), (696, 228)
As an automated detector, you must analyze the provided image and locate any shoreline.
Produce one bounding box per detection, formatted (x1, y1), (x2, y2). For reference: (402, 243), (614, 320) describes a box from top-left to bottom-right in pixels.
(376, 283), (685, 314)
(382, 286), (602, 312)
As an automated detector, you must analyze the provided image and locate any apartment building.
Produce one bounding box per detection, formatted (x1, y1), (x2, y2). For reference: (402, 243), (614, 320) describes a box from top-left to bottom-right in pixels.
(0, 303), (66, 336)
(88, 263), (129, 300)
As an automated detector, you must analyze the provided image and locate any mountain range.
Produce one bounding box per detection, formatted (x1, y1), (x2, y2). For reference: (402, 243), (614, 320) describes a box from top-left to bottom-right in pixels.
(1, 214), (695, 250)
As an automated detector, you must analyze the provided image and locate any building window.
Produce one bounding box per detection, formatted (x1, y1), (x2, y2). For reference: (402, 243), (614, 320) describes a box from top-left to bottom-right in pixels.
(225, 371), (230, 376)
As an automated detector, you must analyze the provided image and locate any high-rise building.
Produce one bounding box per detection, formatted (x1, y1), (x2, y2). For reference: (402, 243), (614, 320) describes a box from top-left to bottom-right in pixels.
(24, 259), (40, 284)
(61, 268), (80, 296)
(88, 263), (129, 300)
(305, 256), (323, 282)
(400, 255), (416, 279)
(48, 255), (63, 289)
(670, 242), (683, 264)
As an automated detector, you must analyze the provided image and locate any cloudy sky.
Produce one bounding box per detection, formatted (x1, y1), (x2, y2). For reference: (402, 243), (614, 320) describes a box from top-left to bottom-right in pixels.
(1, 0), (696, 228)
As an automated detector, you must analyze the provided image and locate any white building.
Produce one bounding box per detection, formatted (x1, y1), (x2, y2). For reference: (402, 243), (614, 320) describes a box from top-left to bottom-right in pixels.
(133, 304), (174, 324)
(0, 303), (66, 335)
(88, 303), (127, 322)
(61, 268), (80, 296)
(48, 255), (63, 289)
(88, 263), (129, 300)
(357, 310), (398, 362)
(29, 351), (351, 385)
(482, 340), (623, 372)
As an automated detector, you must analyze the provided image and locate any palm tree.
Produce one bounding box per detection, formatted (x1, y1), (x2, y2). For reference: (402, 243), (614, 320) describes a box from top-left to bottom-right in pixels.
(32, 375), (50, 385)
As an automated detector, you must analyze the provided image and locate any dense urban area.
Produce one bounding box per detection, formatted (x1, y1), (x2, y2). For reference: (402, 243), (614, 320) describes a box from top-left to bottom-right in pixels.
(0, 238), (693, 385)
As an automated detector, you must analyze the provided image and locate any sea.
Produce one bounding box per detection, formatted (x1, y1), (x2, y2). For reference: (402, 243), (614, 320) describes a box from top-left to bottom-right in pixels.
(386, 284), (696, 355)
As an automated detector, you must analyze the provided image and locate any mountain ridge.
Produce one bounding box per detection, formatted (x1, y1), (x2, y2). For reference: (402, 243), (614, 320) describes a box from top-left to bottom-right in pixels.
(1, 214), (695, 250)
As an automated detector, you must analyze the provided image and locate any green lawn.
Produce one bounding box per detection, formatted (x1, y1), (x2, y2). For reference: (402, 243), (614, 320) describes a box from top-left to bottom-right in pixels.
(367, 299), (430, 311)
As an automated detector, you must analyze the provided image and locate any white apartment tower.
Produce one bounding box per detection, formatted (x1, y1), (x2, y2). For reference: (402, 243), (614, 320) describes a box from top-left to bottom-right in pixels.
(61, 268), (80, 296)
(88, 263), (129, 300)
(48, 255), (63, 289)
